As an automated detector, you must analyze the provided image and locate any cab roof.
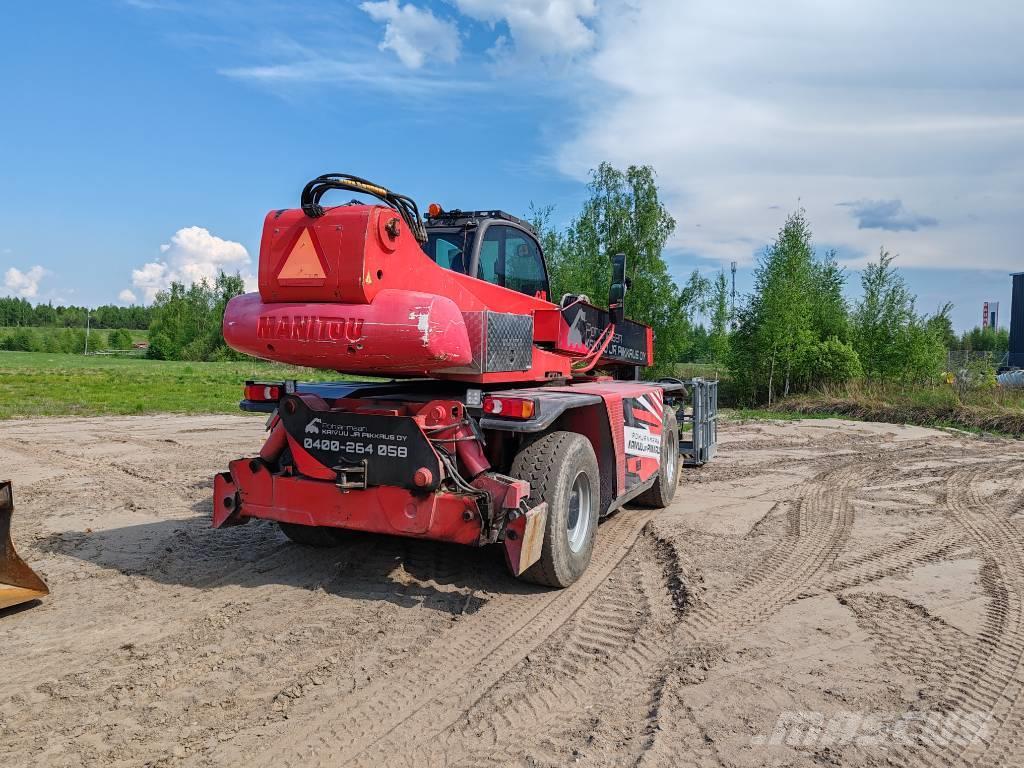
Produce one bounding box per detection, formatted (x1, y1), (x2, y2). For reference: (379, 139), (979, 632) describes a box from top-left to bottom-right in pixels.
(424, 209), (536, 234)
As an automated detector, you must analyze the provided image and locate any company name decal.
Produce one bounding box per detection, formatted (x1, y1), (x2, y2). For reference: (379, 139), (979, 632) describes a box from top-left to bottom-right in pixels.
(625, 426), (661, 457)
(257, 315), (364, 343)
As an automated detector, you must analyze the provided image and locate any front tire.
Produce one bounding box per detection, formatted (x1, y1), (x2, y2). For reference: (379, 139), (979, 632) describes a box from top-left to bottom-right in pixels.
(278, 522), (346, 548)
(509, 432), (601, 588)
(636, 408), (680, 508)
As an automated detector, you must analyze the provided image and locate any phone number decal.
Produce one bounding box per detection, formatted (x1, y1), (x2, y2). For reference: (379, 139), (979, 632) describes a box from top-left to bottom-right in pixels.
(303, 438), (408, 458)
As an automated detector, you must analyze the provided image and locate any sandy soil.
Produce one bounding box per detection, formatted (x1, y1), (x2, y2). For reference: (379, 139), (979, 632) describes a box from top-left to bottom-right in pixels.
(2, 414), (1023, 767)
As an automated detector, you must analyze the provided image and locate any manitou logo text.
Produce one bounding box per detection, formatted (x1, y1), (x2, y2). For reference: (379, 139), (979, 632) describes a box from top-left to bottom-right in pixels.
(257, 315), (364, 343)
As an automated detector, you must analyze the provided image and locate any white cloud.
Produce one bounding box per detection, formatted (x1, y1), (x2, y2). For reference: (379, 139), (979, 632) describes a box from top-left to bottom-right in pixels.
(118, 289), (138, 304)
(554, 0), (1024, 273)
(3, 265), (49, 298)
(126, 226), (254, 304)
(360, 0), (460, 69)
(453, 0), (597, 57)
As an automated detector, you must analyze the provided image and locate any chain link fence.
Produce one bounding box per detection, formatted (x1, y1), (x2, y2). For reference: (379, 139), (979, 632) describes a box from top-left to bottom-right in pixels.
(946, 350), (1006, 371)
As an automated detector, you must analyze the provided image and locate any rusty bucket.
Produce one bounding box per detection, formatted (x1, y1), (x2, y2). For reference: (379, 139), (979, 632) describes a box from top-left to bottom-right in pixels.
(0, 481), (48, 610)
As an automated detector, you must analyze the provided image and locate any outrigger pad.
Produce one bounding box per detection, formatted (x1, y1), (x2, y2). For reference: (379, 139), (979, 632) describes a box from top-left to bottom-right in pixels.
(0, 481), (49, 611)
(503, 502), (548, 577)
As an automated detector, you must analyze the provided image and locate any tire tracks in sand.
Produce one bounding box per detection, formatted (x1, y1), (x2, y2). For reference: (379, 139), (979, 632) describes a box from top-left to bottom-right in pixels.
(258, 456), (866, 768)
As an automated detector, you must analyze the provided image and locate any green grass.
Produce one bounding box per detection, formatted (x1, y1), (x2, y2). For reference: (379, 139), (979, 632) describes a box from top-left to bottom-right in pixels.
(0, 351), (349, 419)
(723, 407), (827, 422)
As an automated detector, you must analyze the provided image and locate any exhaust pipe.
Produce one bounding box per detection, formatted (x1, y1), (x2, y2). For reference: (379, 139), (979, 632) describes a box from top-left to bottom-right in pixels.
(0, 481), (48, 611)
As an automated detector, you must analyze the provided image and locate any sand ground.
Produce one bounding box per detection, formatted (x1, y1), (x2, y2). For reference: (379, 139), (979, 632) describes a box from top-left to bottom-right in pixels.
(1, 414), (1022, 767)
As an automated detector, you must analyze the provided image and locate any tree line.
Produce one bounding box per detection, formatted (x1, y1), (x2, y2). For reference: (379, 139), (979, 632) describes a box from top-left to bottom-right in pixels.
(0, 297), (152, 329)
(536, 165), (969, 405)
(0, 326), (135, 353)
(0, 276), (244, 361)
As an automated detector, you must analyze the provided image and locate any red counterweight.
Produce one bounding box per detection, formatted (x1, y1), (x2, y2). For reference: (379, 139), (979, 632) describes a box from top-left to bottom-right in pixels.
(221, 201), (652, 382)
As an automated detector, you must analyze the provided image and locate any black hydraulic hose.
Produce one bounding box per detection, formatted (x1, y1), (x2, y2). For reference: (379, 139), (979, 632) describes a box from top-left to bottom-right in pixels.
(300, 173), (427, 243)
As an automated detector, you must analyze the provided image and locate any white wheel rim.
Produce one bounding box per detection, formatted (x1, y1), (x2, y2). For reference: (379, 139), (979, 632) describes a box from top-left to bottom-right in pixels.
(566, 472), (593, 553)
(666, 428), (678, 487)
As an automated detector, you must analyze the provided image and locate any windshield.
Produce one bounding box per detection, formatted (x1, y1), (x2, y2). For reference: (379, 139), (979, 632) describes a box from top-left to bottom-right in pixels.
(422, 228), (475, 274)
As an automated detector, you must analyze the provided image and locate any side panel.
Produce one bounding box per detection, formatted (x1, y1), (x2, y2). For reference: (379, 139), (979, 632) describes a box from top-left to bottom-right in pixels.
(545, 381), (669, 501)
(621, 390), (664, 490)
(557, 301), (652, 367)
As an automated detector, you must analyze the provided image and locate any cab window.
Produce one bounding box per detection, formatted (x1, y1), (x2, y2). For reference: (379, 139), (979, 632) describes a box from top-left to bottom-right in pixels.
(423, 229), (473, 273)
(475, 225), (548, 298)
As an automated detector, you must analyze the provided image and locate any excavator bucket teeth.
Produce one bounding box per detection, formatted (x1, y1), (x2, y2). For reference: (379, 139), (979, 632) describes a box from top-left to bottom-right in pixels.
(0, 481), (48, 611)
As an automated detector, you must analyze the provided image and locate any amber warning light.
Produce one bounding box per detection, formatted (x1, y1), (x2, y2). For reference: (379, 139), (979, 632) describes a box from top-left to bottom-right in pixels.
(427, 203), (443, 218)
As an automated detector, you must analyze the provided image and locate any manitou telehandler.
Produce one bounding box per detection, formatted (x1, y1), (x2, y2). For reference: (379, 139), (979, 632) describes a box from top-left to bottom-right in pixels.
(214, 174), (715, 587)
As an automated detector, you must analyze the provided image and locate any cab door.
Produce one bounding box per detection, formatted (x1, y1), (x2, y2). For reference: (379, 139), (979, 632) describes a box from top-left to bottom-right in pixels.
(471, 224), (550, 300)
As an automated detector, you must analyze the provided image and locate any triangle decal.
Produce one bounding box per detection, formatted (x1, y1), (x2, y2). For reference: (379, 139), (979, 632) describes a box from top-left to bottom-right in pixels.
(278, 229), (326, 280)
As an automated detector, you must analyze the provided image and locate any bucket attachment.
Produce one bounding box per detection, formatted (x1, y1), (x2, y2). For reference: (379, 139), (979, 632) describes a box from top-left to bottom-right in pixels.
(0, 481), (48, 610)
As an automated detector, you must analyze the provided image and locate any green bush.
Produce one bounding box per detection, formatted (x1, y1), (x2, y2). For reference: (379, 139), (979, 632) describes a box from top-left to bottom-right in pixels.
(87, 330), (108, 352)
(3, 328), (44, 352)
(108, 328), (134, 349)
(146, 272), (244, 362)
(796, 336), (862, 388)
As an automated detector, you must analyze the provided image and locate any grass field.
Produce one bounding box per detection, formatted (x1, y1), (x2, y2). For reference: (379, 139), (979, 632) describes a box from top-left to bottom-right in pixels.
(0, 351), (344, 419)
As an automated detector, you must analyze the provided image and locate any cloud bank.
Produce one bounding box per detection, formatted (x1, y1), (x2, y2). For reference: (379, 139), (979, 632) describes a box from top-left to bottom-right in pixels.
(360, 0), (460, 69)
(4, 265), (49, 298)
(126, 226), (254, 304)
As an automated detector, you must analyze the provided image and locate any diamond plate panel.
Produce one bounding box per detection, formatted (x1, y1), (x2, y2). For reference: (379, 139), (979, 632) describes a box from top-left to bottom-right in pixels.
(484, 312), (533, 372)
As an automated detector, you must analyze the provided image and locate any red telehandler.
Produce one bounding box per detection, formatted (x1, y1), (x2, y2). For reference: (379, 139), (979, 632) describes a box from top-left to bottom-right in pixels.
(214, 174), (715, 587)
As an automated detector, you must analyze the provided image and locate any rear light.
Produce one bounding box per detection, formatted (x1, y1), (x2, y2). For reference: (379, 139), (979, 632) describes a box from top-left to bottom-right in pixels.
(244, 384), (282, 402)
(482, 395), (536, 419)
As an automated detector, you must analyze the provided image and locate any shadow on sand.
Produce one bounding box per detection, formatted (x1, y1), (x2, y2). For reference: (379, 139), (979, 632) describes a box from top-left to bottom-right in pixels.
(33, 501), (541, 615)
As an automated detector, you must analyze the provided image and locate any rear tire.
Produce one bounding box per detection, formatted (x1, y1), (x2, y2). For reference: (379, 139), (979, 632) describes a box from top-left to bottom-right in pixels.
(636, 408), (680, 508)
(278, 522), (346, 548)
(509, 431), (601, 588)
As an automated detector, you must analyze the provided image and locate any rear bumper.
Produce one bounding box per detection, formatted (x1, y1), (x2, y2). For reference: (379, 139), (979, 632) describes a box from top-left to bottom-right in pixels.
(213, 458), (483, 546)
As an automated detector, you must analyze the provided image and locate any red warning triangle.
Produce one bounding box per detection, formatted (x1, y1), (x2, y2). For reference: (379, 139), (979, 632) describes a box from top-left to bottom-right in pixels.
(278, 229), (326, 280)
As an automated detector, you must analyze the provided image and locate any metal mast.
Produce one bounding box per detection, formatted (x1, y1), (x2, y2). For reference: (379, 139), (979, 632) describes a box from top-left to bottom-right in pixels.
(730, 261), (737, 329)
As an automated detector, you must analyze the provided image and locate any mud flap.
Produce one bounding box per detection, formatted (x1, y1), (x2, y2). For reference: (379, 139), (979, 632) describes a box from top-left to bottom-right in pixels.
(212, 471), (245, 528)
(503, 502), (548, 577)
(0, 481), (49, 611)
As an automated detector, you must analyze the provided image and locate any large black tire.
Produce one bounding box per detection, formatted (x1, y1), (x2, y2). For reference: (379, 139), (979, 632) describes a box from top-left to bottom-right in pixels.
(635, 408), (680, 508)
(509, 431), (601, 588)
(278, 522), (346, 548)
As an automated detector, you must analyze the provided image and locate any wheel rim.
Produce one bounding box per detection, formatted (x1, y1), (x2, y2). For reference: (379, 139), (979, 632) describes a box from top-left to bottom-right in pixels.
(566, 471), (593, 554)
(665, 428), (678, 487)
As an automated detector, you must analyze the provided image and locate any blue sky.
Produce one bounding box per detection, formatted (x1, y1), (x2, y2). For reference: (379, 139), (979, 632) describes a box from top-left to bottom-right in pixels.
(1, 1), (1021, 331)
